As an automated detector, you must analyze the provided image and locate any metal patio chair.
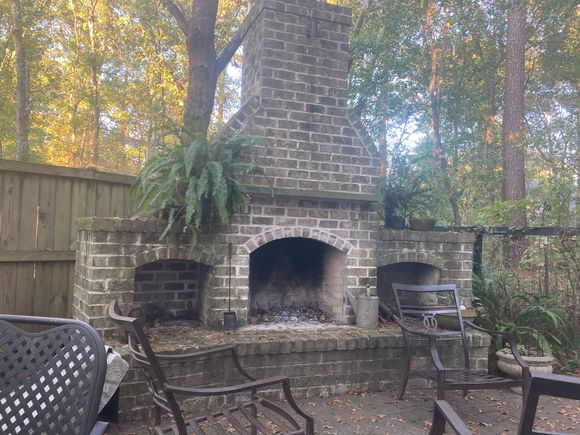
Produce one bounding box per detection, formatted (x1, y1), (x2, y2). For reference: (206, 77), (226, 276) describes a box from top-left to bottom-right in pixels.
(0, 314), (108, 435)
(108, 301), (314, 435)
(390, 283), (530, 401)
(429, 371), (580, 434)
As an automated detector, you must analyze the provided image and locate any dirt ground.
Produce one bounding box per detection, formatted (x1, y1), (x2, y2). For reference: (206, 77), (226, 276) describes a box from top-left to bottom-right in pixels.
(112, 387), (579, 434)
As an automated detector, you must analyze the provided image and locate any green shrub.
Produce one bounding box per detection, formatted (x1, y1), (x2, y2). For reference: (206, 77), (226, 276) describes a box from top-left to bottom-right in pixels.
(130, 129), (259, 249)
(473, 269), (573, 356)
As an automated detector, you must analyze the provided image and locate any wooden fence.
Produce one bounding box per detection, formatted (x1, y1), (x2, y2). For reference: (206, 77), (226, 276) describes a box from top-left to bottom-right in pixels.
(0, 159), (135, 318)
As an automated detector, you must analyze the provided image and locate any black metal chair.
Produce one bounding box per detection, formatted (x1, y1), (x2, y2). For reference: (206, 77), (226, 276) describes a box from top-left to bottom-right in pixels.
(390, 283), (530, 401)
(429, 371), (580, 434)
(108, 300), (314, 435)
(0, 314), (108, 435)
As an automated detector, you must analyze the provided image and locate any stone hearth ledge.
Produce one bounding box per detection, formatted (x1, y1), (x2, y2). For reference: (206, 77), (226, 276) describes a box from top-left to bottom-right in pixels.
(107, 323), (491, 423)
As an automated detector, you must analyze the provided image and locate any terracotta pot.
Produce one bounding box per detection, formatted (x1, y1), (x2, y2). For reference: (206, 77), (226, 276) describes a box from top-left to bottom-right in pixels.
(496, 349), (555, 377)
(436, 308), (477, 330)
(409, 218), (436, 231)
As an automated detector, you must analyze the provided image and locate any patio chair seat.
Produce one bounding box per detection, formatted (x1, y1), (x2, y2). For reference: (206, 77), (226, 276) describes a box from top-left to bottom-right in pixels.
(442, 369), (523, 388)
(156, 397), (309, 435)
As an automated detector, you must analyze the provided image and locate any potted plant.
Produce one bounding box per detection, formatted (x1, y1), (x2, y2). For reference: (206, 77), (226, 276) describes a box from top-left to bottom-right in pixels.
(473, 270), (573, 376)
(378, 155), (435, 229)
(436, 306), (477, 330)
(130, 128), (260, 250)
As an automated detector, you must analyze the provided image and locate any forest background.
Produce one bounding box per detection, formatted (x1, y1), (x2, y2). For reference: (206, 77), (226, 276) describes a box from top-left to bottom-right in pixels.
(0, 0), (577, 229)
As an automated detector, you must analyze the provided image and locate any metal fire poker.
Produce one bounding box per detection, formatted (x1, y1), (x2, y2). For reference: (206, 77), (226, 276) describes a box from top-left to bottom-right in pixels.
(223, 242), (237, 331)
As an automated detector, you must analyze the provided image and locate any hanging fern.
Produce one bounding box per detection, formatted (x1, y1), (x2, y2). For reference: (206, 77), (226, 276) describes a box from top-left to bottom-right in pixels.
(130, 129), (258, 249)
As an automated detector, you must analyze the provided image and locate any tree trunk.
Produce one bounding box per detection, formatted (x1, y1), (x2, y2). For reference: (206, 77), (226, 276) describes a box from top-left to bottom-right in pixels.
(215, 72), (226, 130)
(502, 0), (528, 267)
(12, 0), (30, 161)
(88, 0), (101, 166)
(163, 0), (242, 138)
(183, 0), (218, 136)
(426, 2), (461, 225)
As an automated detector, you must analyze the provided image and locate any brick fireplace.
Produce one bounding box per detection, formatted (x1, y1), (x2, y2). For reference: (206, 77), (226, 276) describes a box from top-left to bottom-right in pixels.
(73, 0), (477, 335)
(73, 0), (384, 334)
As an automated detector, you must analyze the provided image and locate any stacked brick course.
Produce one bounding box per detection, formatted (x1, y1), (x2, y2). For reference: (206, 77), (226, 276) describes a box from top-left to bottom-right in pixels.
(113, 327), (490, 422)
(377, 229), (476, 305)
(134, 260), (207, 321)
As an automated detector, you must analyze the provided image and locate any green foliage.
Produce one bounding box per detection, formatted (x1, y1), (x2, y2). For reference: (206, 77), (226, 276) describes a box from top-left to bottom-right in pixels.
(130, 128), (258, 248)
(378, 153), (440, 227)
(473, 269), (573, 356)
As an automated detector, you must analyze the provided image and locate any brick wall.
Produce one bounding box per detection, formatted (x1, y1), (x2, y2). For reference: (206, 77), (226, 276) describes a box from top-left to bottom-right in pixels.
(222, 0), (381, 196)
(134, 260), (207, 322)
(114, 327), (491, 422)
(377, 229), (476, 305)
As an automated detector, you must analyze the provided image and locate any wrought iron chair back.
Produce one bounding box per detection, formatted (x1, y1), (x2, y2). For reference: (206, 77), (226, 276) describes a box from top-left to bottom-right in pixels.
(108, 301), (315, 435)
(390, 283), (530, 402)
(392, 283), (470, 367)
(108, 301), (188, 430)
(0, 314), (107, 435)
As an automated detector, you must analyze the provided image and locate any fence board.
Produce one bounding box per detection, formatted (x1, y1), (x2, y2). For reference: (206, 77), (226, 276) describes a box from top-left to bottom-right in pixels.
(0, 159), (135, 317)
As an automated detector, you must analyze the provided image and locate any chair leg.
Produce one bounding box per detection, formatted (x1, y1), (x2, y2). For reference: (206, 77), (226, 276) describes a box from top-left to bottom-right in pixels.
(250, 390), (258, 435)
(436, 374), (445, 401)
(154, 405), (161, 427)
(429, 404), (447, 435)
(398, 355), (411, 400)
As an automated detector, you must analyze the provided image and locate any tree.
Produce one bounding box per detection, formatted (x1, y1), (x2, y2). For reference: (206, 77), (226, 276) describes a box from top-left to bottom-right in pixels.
(502, 0), (527, 267)
(161, 0), (244, 137)
(11, 0), (29, 161)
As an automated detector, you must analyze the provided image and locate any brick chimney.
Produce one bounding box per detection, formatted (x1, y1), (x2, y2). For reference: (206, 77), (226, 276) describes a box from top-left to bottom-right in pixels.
(223, 0), (380, 197)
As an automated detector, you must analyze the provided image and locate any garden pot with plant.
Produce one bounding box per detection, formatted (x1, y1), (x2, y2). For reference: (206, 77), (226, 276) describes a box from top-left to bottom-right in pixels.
(130, 129), (260, 250)
(436, 307), (477, 330)
(473, 270), (573, 376)
(378, 155), (437, 229)
(496, 346), (555, 377)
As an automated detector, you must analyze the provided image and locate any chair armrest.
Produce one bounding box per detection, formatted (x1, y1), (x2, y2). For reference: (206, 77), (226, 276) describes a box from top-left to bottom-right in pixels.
(89, 421), (109, 435)
(154, 344), (236, 361)
(463, 320), (503, 335)
(164, 376), (289, 397)
(463, 321), (529, 373)
(429, 400), (472, 435)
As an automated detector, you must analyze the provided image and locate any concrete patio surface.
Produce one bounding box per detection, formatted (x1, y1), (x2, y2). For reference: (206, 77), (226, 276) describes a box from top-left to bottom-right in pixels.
(112, 387), (579, 434)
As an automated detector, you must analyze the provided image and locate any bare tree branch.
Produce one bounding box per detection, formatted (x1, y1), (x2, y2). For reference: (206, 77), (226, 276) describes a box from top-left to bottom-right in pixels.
(347, 0), (373, 73)
(161, 0), (189, 34)
(216, 26), (243, 73)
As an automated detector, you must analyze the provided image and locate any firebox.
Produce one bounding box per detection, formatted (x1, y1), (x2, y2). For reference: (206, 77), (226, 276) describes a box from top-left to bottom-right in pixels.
(377, 262), (441, 307)
(133, 259), (209, 323)
(249, 237), (346, 322)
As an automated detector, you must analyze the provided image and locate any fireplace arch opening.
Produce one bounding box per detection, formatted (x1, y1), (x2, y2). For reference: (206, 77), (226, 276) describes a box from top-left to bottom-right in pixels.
(133, 259), (210, 324)
(377, 262), (441, 307)
(249, 237), (346, 322)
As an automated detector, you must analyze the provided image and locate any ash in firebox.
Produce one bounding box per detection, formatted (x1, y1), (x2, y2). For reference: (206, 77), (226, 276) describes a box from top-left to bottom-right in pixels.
(248, 305), (329, 325)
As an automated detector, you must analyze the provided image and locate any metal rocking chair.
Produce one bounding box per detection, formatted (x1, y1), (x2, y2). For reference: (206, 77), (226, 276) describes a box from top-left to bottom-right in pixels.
(390, 283), (530, 401)
(0, 314), (109, 435)
(108, 301), (314, 435)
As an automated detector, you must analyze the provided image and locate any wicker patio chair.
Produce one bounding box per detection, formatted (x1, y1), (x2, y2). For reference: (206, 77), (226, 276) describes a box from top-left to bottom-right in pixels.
(108, 301), (314, 435)
(0, 314), (108, 435)
(429, 371), (580, 434)
(390, 283), (530, 401)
